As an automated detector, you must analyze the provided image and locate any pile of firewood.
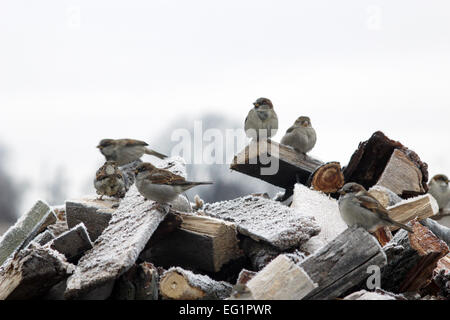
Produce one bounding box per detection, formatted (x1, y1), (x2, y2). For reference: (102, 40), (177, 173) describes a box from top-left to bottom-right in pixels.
(0, 131), (449, 300)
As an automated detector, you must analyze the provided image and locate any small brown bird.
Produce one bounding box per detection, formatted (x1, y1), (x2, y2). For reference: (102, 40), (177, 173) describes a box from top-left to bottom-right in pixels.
(97, 138), (167, 166)
(281, 116), (317, 154)
(94, 161), (126, 199)
(428, 174), (450, 211)
(338, 182), (413, 233)
(244, 98), (278, 140)
(135, 162), (213, 205)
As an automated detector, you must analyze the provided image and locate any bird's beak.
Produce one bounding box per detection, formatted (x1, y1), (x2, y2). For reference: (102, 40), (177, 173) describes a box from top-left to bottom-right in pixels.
(253, 103), (259, 108)
(96, 145), (102, 149)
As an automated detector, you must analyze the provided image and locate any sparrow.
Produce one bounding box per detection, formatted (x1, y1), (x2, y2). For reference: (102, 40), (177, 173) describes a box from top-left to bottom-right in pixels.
(94, 161), (126, 199)
(428, 174), (450, 211)
(97, 138), (167, 166)
(338, 182), (413, 233)
(134, 162), (213, 206)
(244, 98), (278, 140)
(280, 116), (317, 154)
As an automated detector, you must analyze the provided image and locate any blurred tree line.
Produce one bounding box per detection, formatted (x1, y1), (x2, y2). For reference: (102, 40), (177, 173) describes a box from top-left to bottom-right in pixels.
(0, 144), (21, 224)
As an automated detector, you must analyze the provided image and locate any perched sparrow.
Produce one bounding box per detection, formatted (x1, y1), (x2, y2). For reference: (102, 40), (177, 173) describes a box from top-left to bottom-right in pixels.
(244, 98), (278, 140)
(97, 138), (167, 166)
(428, 174), (450, 211)
(94, 161), (126, 199)
(338, 182), (413, 233)
(280, 116), (317, 154)
(135, 162), (213, 205)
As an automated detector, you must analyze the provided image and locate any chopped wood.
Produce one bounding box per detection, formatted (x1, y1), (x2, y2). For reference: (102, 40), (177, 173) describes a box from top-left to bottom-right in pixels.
(381, 219), (449, 293)
(240, 237), (281, 271)
(141, 213), (242, 273)
(230, 139), (324, 190)
(368, 185), (402, 208)
(373, 227), (393, 247)
(432, 254), (450, 298)
(420, 218), (450, 246)
(64, 185), (168, 299)
(112, 262), (159, 300)
(50, 223), (93, 263)
(159, 267), (232, 300)
(307, 161), (345, 194)
(245, 254), (318, 300)
(291, 184), (346, 254)
(376, 149), (425, 195)
(301, 226), (387, 300)
(65, 197), (116, 242)
(202, 194), (320, 250)
(343, 131), (428, 193)
(0, 244), (73, 300)
(0, 200), (55, 267)
(387, 194), (439, 231)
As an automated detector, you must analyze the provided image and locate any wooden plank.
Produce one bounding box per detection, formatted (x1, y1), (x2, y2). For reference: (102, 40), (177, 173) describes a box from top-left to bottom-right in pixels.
(202, 194), (320, 250)
(230, 140), (323, 190)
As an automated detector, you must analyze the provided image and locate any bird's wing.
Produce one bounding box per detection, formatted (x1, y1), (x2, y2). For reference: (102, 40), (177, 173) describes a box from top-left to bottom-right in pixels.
(121, 139), (149, 146)
(146, 168), (186, 185)
(285, 125), (296, 134)
(354, 192), (392, 219)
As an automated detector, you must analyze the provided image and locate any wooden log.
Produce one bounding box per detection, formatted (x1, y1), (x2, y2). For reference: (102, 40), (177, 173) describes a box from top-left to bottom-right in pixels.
(432, 254), (449, 298)
(0, 244), (73, 300)
(300, 226), (387, 300)
(239, 254), (317, 300)
(290, 184), (346, 254)
(202, 194), (320, 250)
(307, 161), (345, 194)
(0, 200), (55, 267)
(112, 262), (159, 300)
(65, 197), (116, 242)
(159, 267), (233, 300)
(230, 139), (324, 190)
(50, 223), (93, 263)
(376, 149), (425, 195)
(368, 185), (402, 208)
(141, 213), (242, 273)
(420, 218), (450, 246)
(386, 194), (439, 231)
(381, 219), (449, 293)
(343, 131), (429, 193)
(64, 185), (169, 299)
(373, 227), (393, 247)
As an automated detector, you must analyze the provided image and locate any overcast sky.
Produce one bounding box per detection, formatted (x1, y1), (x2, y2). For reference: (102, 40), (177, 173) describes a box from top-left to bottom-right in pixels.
(1, 0), (449, 214)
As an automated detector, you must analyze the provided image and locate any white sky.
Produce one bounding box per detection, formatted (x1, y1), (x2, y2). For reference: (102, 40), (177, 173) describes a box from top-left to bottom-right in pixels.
(1, 0), (449, 213)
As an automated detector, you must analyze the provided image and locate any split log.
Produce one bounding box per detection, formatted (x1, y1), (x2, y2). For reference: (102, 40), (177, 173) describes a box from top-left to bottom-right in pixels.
(159, 267), (233, 300)
(381, 220), (449, 293)
(112, 262), (159, 300)
(301, 226), (387, 300)
(373, 227), (393, 247)
(245, 254), (318, 300)
(386, 194), (439, 231)
(432, 254), (450, 298)
(307, 161), (345, 195)
(343, 131), (428, 193)
(420, 218), (450, 246)
(65, 197), (117, 242)
(368, 185), (402, 208)
(230, 139), (323, 191)
(290, 184), (346, 254)
(50, 223), (93, 263)
(31, 230), (55, 246)
(202, 194), (320, 250)
(376, 149), (425, 195)
(64, 185), (169, 299)
(141, 213), (242, 273)
(0, 244), (73, 300)
(0, 200), (55, 266)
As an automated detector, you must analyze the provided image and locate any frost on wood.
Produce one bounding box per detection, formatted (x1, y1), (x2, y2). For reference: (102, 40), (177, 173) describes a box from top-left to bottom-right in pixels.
(291, 184), (346, 253)
(202, 194), (320, 250)
(50, 223), (93, 263)
(0, 244), (73, 300)
(159, 267), (233, 300)
(344, 289), (406, 300)
(0, 200), (55, 267)
(64, 185), (168, 299)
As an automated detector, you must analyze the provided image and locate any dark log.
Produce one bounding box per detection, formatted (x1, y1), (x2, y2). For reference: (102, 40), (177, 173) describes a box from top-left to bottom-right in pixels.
(230, 139), (323, 190)
(343, 131), (428, 193)
(307, 161), (345, 194)
(50, 223), (93, 263)
(420, 218), (450, 247)
(432, 254), (450, 298)
(240, 237), (281, 271)
(381, 219), (449, 293)
(112, 262), (159, 300)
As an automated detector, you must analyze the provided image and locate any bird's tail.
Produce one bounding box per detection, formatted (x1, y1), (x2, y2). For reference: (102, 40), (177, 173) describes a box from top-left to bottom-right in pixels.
(182, 181), (213, 191)
(392, 220), (414, 233)
(144, 148), (168, 159)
